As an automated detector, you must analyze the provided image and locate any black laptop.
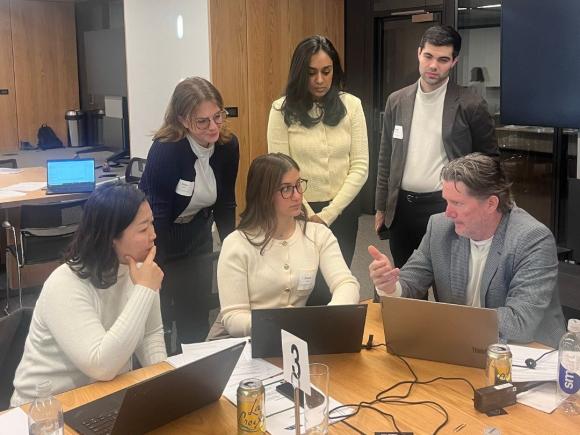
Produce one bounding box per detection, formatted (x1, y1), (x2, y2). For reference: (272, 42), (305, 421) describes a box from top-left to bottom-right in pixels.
(251, 304), (367, 358)
(46, 158), (95, 195)
(64, 342), (245, 435)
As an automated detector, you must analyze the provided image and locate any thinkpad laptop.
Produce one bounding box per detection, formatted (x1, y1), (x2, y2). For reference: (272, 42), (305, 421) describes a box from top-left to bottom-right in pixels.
(46, 158), (95, 195)
(64, 342), (245, 435)
(380, 297), (499, 368)
(251, 304), (367, 358)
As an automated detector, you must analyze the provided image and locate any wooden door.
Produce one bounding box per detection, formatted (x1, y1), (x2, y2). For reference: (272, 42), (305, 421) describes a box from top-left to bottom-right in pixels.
(0, 0), (18, 153)
(10, 0), (79, 145)
(209, 0), (344, 216)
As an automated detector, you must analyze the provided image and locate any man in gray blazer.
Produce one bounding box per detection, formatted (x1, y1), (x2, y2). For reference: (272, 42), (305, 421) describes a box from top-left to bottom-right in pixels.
(369, 153), (566, 348)
(375, 25), (498, 269)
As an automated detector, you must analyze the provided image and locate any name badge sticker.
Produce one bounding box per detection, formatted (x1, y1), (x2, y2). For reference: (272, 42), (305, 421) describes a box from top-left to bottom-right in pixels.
(175, 179), (194, 196)
(393, 125), (404, 140)
(297, 270), (316, 291)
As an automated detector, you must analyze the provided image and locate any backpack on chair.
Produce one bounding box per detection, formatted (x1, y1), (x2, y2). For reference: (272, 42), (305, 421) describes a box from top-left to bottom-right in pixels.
(37, 124), (63, 150)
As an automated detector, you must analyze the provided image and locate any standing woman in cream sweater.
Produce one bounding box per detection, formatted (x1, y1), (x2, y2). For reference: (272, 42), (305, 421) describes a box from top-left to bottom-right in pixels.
(214, 154), (360, 338)
(267, 35), (368, 305)
(11, 183), (166, 406)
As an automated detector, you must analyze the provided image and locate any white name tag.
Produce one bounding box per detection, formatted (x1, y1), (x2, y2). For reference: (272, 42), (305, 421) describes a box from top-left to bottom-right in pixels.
(297, 270), (316, 291)
(393, 125), (404, 140)
(175, 179), (194, 196)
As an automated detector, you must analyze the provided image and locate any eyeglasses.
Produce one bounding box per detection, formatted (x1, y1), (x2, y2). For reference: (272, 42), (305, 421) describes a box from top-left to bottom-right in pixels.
(193, 110), (228, 130)
(279, 179), (308, 199)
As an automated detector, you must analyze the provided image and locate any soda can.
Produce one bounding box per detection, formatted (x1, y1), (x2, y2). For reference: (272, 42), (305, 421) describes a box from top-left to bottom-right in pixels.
(486, 344), (512, 385)
(237, 378), (266, 434)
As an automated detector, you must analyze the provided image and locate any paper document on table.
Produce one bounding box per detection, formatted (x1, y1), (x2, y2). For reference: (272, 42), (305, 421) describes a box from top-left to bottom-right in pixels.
(0, 168), (23, 175)
(166, 337), (249, 368)
(517, 382), (564, 414)
(510, 344), (558, 382)
(2, 182), (46, 192)
(222, 356), (283, 403)
(0, 190), (26, 198)
(0, 407), (28, 435)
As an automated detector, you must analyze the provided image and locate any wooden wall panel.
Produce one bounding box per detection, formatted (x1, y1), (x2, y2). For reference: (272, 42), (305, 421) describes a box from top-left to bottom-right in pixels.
(209, 0), (250, 214)
(10, 0), (79, 145)
(210, 0), (344, 216)
(0, 0), (18, 152)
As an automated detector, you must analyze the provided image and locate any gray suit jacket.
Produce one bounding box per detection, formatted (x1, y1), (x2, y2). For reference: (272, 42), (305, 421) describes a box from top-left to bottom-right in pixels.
(399, 208), (566, 348)
(375, 81), (498, 226)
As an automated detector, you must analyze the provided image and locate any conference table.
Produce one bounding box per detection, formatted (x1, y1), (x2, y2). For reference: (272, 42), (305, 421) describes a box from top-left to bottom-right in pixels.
(20, 301), (577, 434)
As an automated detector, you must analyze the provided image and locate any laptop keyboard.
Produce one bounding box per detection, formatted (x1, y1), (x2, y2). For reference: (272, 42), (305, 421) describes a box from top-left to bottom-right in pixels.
(81, 409), (118, 434)
(50, 182), (94, 193)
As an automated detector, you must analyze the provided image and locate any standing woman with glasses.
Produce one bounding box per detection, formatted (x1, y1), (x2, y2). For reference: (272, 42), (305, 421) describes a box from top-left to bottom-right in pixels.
(267, 35), (368, 305)
(210, 153), (359, 339)
(140, 77), (239, 348)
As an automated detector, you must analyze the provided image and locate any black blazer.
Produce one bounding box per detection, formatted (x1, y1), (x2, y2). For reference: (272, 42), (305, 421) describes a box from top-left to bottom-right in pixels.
(140, 135), (239, 257)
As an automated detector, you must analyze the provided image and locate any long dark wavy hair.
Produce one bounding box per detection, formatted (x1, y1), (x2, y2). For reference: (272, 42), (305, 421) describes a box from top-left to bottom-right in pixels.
(280, 35), (346, 128)
(65, 182), (147, 288)
(238, 153), (307, 254)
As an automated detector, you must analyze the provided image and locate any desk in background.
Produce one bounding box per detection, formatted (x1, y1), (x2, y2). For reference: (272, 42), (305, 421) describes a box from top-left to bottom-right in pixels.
(0, 167), (122, 288)
(23, 302), (577, 435)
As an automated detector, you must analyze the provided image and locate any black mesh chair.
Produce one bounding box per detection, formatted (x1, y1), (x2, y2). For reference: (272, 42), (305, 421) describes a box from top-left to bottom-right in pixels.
(3, 199), (86, 313)
(0, 307), (33, 410)
(0, 159), (17, 169)
(125, 157), (146, 184)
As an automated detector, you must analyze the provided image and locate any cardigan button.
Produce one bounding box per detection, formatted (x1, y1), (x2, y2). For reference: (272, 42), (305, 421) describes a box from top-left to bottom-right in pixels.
(284, 288), (290, 293)
(281, 241), (288, 246)
(283, 264), (289, 270)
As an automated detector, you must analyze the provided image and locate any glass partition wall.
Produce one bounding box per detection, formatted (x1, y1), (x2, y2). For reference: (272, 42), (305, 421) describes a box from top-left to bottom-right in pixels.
(457, 0), (578, 259)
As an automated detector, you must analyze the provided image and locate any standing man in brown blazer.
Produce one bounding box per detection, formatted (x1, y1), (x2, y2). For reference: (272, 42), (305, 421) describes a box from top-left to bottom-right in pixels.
(375, 25), (498, 268)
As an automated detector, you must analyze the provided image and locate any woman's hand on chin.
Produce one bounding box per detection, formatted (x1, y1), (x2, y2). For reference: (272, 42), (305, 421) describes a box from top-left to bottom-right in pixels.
(127, 246), (164, 291)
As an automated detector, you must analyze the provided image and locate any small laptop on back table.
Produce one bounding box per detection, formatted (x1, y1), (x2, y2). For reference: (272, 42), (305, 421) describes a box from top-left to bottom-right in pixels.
(46, 158), (95, 195)
(251, 304), (367, 358)
(380, 296), (499, 368)
(64, 341), (245, 435)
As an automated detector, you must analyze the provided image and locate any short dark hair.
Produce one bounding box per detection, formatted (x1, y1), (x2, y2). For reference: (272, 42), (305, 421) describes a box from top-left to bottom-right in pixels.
(420, 25), (462, 59)
(440, 153), (514, 214)
(280, 35), (346, 128)
(238, 153), (307, 253)
(65, 182), (147, 288)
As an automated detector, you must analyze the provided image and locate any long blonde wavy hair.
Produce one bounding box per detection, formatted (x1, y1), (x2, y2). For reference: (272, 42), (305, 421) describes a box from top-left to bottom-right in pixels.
(153, 76), (232, 143)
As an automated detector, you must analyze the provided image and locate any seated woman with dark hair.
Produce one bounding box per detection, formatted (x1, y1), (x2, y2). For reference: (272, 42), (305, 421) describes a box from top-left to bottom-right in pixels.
(213, 153), (360, 339)
(11, 183), (166, 407)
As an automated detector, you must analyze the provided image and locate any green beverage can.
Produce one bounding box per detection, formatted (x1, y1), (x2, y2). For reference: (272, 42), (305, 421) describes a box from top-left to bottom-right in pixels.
(237, 378), (266, 434)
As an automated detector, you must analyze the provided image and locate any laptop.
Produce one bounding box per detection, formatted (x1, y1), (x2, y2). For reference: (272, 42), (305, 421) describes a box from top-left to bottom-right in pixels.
(380, 297), (499, 368)
(46, 158), (96, 195)
(251, 304), (367, 358)
(64, 342), (244, 435)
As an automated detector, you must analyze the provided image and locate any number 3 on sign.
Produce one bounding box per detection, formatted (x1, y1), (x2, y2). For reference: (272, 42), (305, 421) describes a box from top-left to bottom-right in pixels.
(281, 329), (311, 394)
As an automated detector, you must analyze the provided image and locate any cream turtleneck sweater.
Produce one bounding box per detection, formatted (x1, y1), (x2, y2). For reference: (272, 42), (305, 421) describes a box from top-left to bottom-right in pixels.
(11, 263), (166, 406)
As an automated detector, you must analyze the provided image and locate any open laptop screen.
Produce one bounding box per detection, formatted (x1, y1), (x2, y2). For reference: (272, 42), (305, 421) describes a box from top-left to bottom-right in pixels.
(47, 159), (95, 193)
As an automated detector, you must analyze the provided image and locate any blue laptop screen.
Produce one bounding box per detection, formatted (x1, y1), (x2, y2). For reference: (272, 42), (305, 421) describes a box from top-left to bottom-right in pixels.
(47, 159), (95, 186)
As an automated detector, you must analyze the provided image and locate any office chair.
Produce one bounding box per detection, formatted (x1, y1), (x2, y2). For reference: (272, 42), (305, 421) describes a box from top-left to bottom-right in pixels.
(125, 157), (146, 184)
(0, 158), (17, 169)
(3, 199), (86, 314)
(0, 306), (33, 410)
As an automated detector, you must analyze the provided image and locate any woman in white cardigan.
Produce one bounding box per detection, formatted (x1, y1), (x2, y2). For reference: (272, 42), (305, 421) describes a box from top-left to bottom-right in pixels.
(267, 35), (368, 305)
(11, 183), (166, 407)
(214, 153), (360, 338)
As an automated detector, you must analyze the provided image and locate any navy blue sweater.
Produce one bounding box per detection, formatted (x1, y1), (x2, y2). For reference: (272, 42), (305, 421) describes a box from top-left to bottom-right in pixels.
(140, 135), (239, 259)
